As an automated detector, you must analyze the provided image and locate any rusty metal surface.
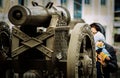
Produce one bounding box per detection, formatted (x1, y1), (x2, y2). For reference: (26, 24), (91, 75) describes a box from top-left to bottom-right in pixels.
(0, 2), (97, 78)
(53, 26), (70, 60)
(11, 26), (54, 58)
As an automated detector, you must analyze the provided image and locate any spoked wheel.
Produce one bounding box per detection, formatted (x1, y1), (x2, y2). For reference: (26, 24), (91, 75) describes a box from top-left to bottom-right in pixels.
(0, 21), (12, 78)
(0, 31), (13, 78)
(0, 31), (10, 59)
(0, 21), (11, 60)
(67, 23), (96, 78)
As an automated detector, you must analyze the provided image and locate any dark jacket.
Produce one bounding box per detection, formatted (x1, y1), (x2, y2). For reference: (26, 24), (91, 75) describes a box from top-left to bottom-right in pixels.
(103, 43), (118, 78)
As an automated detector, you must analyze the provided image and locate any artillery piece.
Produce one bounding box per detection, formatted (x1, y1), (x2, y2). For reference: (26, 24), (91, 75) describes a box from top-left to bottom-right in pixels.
(0, 2), (96, 78)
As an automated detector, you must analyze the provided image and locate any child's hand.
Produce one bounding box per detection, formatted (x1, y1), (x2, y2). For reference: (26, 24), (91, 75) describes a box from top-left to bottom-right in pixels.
(105, 56), (110, 60)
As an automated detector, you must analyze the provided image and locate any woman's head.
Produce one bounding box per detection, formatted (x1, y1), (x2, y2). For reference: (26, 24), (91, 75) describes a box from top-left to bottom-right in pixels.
(90, 23), (106, 36)
(90, 23), (101, 31)
(91, 27), (97, 35)
(90, 23), (101, 35)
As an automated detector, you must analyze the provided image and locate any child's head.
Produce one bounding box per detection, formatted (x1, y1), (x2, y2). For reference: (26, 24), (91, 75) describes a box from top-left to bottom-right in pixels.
(95, 40), (104, 54)
(96, 40), (104, 48)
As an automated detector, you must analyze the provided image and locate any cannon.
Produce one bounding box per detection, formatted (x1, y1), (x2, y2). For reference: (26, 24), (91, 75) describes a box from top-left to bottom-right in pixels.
(0, 2), (96, 78)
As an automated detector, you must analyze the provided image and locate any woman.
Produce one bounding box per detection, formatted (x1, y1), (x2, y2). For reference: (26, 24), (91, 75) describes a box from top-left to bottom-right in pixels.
(90, 23), (118, 78)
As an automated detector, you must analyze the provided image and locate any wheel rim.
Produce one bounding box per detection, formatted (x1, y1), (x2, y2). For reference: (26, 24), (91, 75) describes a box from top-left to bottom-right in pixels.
(67, 23), (96, 78)
(0, 31), (10, 59)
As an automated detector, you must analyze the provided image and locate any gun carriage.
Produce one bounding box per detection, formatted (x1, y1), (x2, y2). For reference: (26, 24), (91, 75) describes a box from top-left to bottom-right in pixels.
(0, 2), (96, 78)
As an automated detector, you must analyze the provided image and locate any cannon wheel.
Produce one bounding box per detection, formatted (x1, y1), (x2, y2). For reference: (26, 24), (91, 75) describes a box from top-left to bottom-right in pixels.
(0, 21), (11, 60)
(0, 21), (13, 78)
(67, 23), (96, 78)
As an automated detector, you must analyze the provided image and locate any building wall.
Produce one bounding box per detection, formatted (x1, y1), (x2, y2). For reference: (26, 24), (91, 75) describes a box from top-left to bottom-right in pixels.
(67, 0), (74, 19)
(0, 0), (18, 21)
(0, 0), (18, 28)
(82, 0), (114, 45)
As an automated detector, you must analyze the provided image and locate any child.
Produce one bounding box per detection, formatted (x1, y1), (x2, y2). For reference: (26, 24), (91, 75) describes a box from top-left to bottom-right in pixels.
(96, 40), (111, 78)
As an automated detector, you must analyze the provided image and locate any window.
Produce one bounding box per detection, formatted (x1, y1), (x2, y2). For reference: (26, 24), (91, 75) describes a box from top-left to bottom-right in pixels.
(114, 34), (120, 42)
(115, 0), (120, 11)
(0, 0), (3, 7)
(101, 0), (106, 5)
(115, 11), (120, 17)
(85, 0), (90, 4)
(61, 0), (66, 4)
(74, 0), (82, 18)
(61, 0), (67, 6)
(18, 0), (24, 5)
(114, 28), (120, 42)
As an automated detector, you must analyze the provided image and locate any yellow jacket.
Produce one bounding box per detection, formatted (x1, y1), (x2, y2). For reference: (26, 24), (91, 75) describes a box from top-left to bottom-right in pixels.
(96, 52), (109, 66)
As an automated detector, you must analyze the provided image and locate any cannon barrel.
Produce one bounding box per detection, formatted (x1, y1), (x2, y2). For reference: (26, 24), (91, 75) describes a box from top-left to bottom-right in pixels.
(8, 5), (70, 27)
